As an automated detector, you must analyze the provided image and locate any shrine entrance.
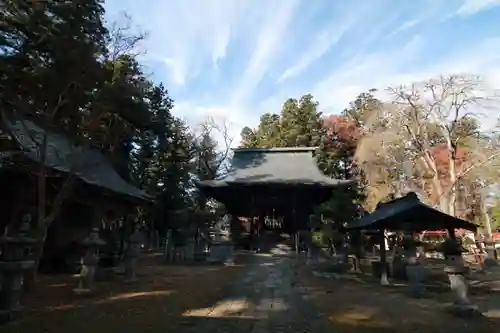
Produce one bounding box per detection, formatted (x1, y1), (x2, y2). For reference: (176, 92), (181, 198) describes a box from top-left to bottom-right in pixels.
(197, 147), (352, 251)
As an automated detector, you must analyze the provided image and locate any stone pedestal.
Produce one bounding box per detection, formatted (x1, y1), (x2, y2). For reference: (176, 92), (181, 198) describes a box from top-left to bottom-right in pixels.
(406, 264), (426, 297)
(124, 225), (142, 283)
(484, 242), (498, 260)
(74, 228), (105, 295)
(208, 241), (234, 265)
(184, 240), (195, 261)
(444, 265), (480, 316)
(208, 217), (233, 265)
(0, 218), (36, 325)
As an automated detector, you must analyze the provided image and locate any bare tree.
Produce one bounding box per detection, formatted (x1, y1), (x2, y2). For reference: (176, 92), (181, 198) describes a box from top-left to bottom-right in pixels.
(356, 75), (500, 220)
(107, 12), (148, 61)
(195, 116), (234, 180)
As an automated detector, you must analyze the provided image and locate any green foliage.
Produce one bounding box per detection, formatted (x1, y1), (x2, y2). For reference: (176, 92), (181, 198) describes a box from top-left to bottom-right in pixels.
(239, 93), (324, 148)
(0, 1), (200, 236)
(278, 94), (325, 147)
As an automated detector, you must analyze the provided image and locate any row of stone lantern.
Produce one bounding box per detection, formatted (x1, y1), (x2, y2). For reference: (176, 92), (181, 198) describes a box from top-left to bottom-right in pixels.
(0, 211), (145, 325)
(74, 222), (143, 294)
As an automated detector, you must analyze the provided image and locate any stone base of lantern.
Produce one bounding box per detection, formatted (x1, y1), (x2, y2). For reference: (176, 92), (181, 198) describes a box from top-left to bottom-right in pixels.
(0, 306), (22, 325)
(444, 265), (482, 317)
(208, 241), (234, 265)
(73, 287), (94, 296)
(406, 263), (426, 298)
(447, 303), (481, 317)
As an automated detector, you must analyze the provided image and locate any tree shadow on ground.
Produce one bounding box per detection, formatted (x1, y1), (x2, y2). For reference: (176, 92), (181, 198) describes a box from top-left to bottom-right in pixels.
(8, 252), (500, 333)
(2, 253), (259, 333)
(296, 262), (500, 333)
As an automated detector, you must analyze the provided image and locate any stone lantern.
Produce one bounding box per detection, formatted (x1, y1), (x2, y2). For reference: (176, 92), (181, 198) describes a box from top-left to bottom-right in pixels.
(441, 237), (480, 316)
(124, 224), (142, 283)
(0, 214), (36, 324)
(74, 227), (106, 295)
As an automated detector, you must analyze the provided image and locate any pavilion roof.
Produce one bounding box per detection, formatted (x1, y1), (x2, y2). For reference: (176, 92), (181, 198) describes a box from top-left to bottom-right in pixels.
(197, 147), (352, 188)
(346, 192), (477, 232)
(1, 116), (152, 202)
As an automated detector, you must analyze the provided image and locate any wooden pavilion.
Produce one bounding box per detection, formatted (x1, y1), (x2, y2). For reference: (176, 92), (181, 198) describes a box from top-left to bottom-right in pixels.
(197, 147), (352, 234)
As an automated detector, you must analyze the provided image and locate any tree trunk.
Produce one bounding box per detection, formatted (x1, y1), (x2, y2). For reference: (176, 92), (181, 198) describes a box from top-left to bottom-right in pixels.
(420, 153), (447, 212)
(480, 196), (493, 240)
(25, 171), (73, 290)
(446, 137), (457, 216)
(24, 226), (48, 290)
(25, 146), (49, 290)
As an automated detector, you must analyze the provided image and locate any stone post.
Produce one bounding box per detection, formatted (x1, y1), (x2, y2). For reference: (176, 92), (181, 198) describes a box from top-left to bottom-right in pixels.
(163, 229), (173, 262)
(294, 233), (300, 254)
(74, 227), (106, 295)
(124, 224), (142, 283)
(403, 234), (426, 298)
(0, 215), (36, 325)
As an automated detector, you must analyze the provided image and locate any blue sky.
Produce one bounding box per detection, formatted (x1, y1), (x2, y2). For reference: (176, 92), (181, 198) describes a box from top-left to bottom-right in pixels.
(104, 0), (500, 146)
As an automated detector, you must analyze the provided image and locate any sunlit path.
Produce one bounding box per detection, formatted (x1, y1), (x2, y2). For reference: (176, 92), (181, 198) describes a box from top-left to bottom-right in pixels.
(177, 245), (329, 333)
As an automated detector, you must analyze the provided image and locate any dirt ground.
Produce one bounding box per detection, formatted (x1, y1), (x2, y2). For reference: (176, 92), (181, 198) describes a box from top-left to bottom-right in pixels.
(3, 252), (252, 333)
(296, 262), (500, 333)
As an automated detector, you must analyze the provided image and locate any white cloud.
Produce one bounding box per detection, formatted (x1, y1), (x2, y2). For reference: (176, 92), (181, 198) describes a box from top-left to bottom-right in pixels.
(455, 0), (500, 16)
(106, 0), (247, 86)
(229, 0), (301, 107)
(104, 0), (500, 146)
(276, 3), (366, 84)
(313, 35), (426, 112)
(314, 36), (500, 128)
(172, 102), (251, 148)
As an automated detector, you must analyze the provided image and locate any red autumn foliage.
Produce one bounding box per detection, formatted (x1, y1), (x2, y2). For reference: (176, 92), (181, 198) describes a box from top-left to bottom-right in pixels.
(322, 115), (361, 149)
(429, 144), (469, 180)
(421, 145), (471, 204)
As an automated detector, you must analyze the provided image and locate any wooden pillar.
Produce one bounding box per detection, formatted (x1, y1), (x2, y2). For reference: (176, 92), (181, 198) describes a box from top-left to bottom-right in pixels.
(249, 194), (255, 251)
(379, 229), (389, 285)
(292, 192), (299, 254)
(447, 227), (456, 240)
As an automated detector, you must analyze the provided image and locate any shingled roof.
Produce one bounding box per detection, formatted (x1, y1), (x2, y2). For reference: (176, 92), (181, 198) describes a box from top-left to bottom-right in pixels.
(346, 192), (477, 231)
(2, 117), (152, 202)
(197, 147), (352, 187)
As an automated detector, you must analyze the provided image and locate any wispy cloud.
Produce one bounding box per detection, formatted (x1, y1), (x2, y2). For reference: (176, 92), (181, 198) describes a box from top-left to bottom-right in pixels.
(455, 0), (500, 16)
(229, 0), (301, 107)
(105, 0), (247, 86)
(276, 3), (368, 84)
(104, 0), (500, 147)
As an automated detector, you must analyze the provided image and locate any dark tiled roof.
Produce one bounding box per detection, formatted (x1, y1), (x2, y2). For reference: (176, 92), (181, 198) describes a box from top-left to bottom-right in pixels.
(198, 147), (352, 187)
(346, 192), (477, 231)
(3, 117), (152, 201)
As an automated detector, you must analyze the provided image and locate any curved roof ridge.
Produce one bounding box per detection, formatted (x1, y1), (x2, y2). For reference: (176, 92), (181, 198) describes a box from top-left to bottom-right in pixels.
(232, 147), (318, 153)
(199, 147), (351, 187)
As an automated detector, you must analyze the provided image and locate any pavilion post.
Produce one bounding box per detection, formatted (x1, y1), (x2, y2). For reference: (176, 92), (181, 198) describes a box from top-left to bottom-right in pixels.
(249, 194), (255, 252)
(291, 192), (299, 255)
(379, 229), (389, 285)
(447, 227), (456, 240)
